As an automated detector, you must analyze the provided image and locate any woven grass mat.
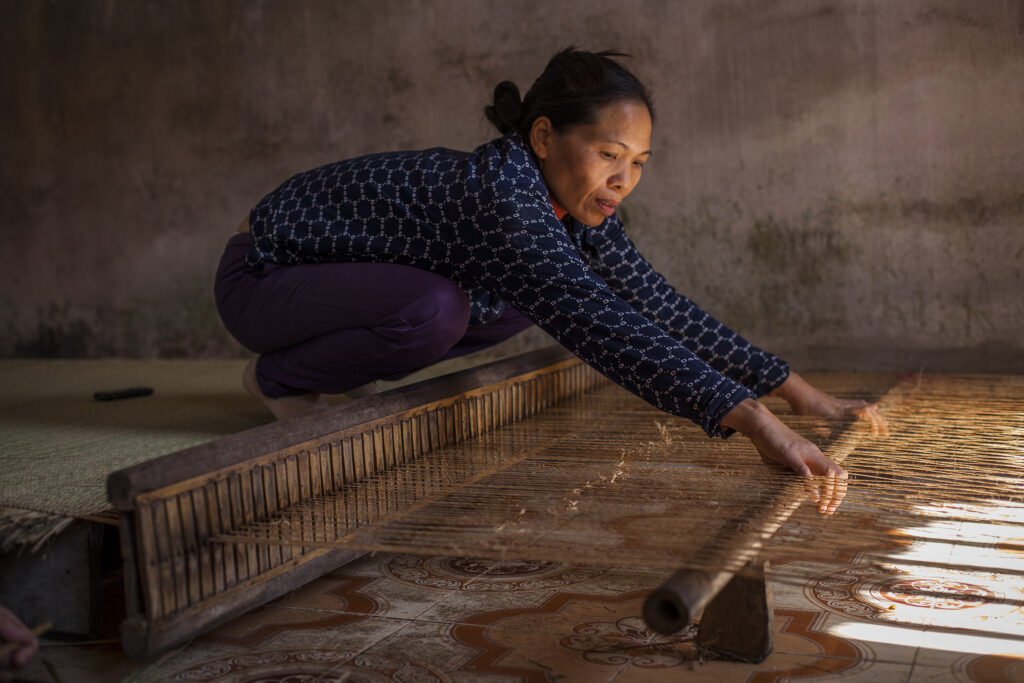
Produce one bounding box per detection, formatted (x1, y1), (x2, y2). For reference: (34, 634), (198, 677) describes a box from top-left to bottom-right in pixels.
(0, 334), (549, 523)
(0, 359), (270, 517)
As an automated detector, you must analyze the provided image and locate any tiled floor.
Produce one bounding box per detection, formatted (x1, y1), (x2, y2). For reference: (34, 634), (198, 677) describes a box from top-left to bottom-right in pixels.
(11, 534), (1024, 683)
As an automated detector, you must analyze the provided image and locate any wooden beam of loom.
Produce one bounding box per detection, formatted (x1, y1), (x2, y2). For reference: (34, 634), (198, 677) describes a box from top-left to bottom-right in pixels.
(107, 346), (604, 658)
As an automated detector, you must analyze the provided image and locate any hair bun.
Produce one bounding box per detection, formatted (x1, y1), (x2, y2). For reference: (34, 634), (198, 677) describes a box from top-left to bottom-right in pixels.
(484, 81), (524, 134)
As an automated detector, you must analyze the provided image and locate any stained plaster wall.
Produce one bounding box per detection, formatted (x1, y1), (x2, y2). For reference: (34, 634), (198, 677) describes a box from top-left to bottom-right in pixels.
(2, 0), (1022, 372)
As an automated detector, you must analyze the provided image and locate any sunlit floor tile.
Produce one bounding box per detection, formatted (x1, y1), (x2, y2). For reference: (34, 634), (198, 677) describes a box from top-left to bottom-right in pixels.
(612, 654), (910, 682)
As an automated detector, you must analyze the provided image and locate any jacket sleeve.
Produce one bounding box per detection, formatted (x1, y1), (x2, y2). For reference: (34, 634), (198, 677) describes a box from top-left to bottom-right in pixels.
(573, 214), (790, 397)
(455, 196), (757, 438)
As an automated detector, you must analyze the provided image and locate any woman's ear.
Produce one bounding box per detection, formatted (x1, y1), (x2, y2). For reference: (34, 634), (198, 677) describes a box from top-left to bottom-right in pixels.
(529, 116), (554, 162)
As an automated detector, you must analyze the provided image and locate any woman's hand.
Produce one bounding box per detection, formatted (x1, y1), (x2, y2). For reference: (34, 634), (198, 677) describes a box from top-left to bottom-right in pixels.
(773, 372), (889, 436)
(0, 605), (38, 676)
(721, 398), (848, 514)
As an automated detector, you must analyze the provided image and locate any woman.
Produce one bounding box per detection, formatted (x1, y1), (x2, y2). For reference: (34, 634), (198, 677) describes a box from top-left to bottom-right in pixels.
(216, 48), (883, 513)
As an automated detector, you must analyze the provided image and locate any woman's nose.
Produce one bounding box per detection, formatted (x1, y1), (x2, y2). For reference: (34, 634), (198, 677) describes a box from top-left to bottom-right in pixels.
(609, 170), (635, 194)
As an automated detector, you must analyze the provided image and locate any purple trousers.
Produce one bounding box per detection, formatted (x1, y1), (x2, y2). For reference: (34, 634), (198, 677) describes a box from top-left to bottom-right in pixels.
(215, 233), (533, 397)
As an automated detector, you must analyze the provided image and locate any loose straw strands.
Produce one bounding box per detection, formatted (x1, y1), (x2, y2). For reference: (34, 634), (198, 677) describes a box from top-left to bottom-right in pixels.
(214, 374), (1024, 579)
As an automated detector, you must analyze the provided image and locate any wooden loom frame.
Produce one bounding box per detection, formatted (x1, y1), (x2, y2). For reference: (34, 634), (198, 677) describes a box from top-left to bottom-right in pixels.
(107, 346), (606, 658)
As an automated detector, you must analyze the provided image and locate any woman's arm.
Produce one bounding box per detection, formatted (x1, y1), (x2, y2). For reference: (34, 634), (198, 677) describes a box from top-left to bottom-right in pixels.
(576, 214), (788, 396)
(461, 200), (756, 439)
(577, 215), (887, 438)
(772, 371), (888, 435)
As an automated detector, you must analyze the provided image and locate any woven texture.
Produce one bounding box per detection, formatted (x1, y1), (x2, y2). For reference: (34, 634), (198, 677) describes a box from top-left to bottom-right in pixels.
(0, 341), (542, 519)
(0, 360), (268, 516)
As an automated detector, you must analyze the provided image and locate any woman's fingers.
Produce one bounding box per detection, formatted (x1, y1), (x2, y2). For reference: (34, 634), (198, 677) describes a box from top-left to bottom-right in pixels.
(797, 464), (848, 514)
(846, 402), (890, 437)
(803, 475), (821, 505)
(809, 458), (848, 514)
(735, 400), (851, 514)
(819, 474), (834, 513)
(778, 444), (848, 514)
(795, 443), (848, 514)
(819, 470), (849, 515)
(830, 398), (890, 437)
(0, 606), (37, 672)
(787, 382), (891, 440)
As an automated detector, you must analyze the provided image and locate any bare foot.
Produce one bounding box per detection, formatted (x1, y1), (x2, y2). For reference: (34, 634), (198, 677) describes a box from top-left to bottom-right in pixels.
(243, 358), (329, 420)
(345, 381), (381, 399)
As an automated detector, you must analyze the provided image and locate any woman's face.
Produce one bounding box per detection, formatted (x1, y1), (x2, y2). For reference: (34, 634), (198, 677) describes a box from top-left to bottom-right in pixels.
(530, 99), (652, 227)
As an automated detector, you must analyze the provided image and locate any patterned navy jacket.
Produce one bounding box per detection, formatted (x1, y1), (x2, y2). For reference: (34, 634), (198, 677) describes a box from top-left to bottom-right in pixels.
(247, 132), (790, 437)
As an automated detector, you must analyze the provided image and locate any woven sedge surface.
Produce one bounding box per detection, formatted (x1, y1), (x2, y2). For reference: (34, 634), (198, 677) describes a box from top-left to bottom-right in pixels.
(0, 345), (536, 519)
(210, 372), (1024, 580)
(0, 359), (269, 516)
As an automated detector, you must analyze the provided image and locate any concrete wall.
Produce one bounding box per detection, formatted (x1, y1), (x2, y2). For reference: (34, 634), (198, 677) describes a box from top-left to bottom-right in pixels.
(2, 0), (1022, 372)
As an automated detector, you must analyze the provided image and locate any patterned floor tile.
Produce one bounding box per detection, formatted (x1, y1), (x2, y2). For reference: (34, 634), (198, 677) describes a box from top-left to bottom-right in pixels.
(154, 647), (356, 682)
(788, 545), (1024, 668)
(455, 623), (630, 682)
(420, 587), (567, 627)
(442, 587), (654, 635)
(145, 612), (409, 681)
(353, 620), (532, 681)
(610, 655), (908, 682)
(429, 583), (876, 679)
(811, 615), (921, 666)
(908, 654), (1024, 683)
(200, 604), (374, 649)
(906, 664), (962, 683)
(17, 542), (1022, 683)
(409, 557), (655, 626)
(268, 574), (377, 612)
(323, 550), (386, 577)
(273, 569), (452, 620)
(943, 653), (1024, 683)
(913, 626), (1024, 668)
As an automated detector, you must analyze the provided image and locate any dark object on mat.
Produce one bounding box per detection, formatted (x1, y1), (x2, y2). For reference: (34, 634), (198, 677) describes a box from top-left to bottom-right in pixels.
(93, 387), (154, 401)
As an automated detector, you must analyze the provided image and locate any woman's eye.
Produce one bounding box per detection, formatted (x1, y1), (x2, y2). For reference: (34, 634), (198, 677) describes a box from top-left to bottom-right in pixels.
(601, 151), (617, 160)
(634, 160), (645, 168)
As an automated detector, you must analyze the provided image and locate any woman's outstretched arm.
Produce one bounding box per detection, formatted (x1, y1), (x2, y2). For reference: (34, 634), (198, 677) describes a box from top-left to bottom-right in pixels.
(577, 214), (887, 435)
(771, 371), (888, 435)
(575, 213), (788, 396)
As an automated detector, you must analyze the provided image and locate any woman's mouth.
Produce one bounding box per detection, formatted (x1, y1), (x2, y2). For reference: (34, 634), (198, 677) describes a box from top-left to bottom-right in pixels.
(596, 198), (618, 216)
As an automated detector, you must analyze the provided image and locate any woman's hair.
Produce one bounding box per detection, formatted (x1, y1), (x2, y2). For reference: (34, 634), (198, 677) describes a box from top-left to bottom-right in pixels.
(484, 47), (654, 137)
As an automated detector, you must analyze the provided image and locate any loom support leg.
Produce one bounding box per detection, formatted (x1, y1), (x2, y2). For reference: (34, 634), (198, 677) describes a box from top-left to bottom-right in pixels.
(695, 561), (774, 664)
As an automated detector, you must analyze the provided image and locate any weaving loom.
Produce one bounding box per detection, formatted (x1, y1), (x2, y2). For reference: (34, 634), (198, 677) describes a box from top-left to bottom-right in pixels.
(106, 347), (1024, 661)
